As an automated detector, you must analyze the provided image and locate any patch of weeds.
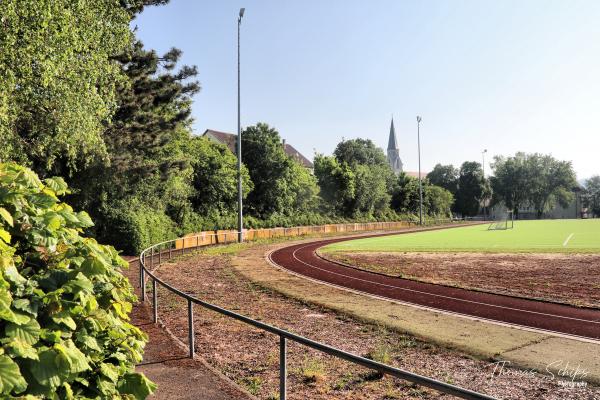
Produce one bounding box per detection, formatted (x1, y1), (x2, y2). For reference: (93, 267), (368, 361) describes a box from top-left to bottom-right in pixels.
(241, 376), (263, 396)
(362, 342), (392, 380)
(398, 336), (417, 349)
(383, 380), (401, 399)
(332, 372), (355, 391)
(299, 357), (326, 384)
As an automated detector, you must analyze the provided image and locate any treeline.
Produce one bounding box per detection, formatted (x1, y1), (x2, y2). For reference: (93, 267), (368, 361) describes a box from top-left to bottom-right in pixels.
(428, 153), (585, 219)
(0, 0), (453, 254)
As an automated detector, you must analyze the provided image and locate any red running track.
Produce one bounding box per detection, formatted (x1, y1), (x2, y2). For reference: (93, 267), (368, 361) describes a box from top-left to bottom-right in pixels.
(269, 228), (600, 341)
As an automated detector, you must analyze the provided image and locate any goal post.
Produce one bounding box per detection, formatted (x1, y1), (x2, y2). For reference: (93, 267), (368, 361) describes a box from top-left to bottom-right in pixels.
(488, 211), (514, 231)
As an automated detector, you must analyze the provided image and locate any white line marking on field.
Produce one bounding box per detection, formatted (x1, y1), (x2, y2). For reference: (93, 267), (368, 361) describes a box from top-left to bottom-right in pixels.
(563, 233), (574, 247)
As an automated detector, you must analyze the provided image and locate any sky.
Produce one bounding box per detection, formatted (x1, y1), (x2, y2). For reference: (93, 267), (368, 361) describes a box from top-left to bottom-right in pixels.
(133, 0), (600, 180)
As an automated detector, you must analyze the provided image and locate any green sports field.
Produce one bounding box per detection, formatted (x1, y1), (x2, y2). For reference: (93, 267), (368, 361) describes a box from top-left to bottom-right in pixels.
(322, 219), (600, 253)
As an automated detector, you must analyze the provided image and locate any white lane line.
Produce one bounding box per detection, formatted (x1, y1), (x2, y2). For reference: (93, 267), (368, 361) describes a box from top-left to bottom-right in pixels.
(284, 243), (600, 325)
(563, 233), (574, 247)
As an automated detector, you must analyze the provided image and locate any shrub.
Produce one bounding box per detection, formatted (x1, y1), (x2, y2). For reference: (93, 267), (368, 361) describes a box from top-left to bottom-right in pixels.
(0, 163), (154, 398)
(95, 198), (178, 255)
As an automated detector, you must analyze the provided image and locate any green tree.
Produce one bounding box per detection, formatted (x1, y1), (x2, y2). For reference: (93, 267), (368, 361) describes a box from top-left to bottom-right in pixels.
(313, 155), (355, 215)
(455, 161), (485, 217)
(334, 138), (389, 167)
(188, 137), (252, 216)
(0, 0), (132, 174)
(242, 123), (319, 217)
(424, 184), (454, 217)
(427, 164), (459, 195)
(525, 154), (577, 218)
(0, 163), (154, 398)
(490, 153), (530, 217)
(584, 176), (600, 217)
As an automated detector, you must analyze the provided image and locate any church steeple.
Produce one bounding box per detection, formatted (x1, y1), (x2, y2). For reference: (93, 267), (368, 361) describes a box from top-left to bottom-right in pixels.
(388, 118), (398, 150)
(386, 117), (403, 174)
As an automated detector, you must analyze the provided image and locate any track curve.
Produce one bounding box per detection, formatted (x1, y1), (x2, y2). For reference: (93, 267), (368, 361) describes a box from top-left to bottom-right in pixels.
(269, 227), (600, 341)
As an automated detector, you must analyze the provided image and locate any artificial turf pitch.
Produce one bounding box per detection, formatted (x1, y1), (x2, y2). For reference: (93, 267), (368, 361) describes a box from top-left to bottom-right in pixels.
(322, 219), (600, 253)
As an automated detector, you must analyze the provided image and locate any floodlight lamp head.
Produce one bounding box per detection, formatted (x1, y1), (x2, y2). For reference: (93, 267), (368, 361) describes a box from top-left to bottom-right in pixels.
(416, 116), (422, 123)
(239, 8), (245, 18)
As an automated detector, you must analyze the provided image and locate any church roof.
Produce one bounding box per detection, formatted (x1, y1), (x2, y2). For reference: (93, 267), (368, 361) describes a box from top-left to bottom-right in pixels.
(201, 129), (313, 168)
(387, 118), (398, 150)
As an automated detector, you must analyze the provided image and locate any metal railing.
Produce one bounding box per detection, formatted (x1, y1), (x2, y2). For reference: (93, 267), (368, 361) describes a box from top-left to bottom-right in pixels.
(138, 224), (497, 400)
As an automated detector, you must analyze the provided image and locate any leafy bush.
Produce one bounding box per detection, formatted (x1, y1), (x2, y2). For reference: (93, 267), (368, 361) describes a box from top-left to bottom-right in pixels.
(0, 163), (154, 398)
(95, 198), (178, 255)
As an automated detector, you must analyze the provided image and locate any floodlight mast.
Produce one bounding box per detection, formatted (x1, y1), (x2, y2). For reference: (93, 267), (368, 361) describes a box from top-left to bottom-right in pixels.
(237, 8), (245, 243)
(417, 116), (423, 226)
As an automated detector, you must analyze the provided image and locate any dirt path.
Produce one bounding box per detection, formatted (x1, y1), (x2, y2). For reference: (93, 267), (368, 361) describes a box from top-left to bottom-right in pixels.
(269, 235), (600, 340)
(123, 259), (253, 400)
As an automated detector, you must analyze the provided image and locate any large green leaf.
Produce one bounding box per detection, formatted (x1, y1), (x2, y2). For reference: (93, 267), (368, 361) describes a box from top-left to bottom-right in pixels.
(6, 319), (41, 345)
(117, 373), (157, 399)
(0, 355), (27, 395)
(29, 350), (61, 389)
(5, 338), (39, 360)
(0, 207), (13, 227)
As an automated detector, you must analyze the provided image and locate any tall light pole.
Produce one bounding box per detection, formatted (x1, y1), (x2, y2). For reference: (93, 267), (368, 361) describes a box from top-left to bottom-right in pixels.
(417, 116), (423, 226)
(482, 149), (488, 220)
(237, 8), (245, 243)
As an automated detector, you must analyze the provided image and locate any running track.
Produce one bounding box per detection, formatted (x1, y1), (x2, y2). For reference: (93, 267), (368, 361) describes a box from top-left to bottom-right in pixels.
(269, 227), (600, 341)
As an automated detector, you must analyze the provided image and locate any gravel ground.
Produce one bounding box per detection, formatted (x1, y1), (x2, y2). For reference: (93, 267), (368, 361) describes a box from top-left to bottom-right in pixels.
(325, 252), (600, 308)
(150, 250), (600, 400)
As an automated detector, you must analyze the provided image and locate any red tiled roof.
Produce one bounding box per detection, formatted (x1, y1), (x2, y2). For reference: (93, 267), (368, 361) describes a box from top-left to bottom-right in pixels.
(201, 129), (313, 168)
(404, 171), (428, 179)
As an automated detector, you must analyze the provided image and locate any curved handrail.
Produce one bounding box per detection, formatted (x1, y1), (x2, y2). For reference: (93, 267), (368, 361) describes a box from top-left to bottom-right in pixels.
(137, 222), (497, 400)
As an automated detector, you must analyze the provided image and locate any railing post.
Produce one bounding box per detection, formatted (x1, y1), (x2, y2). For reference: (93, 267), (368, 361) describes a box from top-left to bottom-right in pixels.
(139, 255), (143, 289)
(279, 335), (287, 400)
(152, 278), (158, 323)
(169, 242), (172, 259)
(141, 266), (146, 302)
(151, 247), (154, 267)
(188, 299), (195, 358)
(158, 244), (162, 265)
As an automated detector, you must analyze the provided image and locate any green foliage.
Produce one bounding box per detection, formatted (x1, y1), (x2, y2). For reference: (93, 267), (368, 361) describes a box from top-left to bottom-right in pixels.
(0, 163), (154, 398)
(427, 164), (459, 196)
(314, 139), (395, 218)
(241, 123), (320, 217)
(0, 0), (132, 174)
(188, 137), (252, 216)
(391, 173), (453, 218)
(455, 161), (485, 217)
(491, 153), (577, 218)
(584, 176), (600, 217)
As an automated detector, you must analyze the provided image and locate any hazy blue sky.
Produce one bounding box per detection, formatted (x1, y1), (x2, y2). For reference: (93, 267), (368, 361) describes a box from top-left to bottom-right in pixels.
(133, 0), (600, 179)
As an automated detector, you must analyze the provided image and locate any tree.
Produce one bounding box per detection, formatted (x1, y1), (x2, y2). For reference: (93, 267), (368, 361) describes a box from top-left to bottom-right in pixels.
(455, 161), (485, 217)
(584, 176), (600, 217)
(0, 0), (133, 174)
(314, 139), (395, 218)
(490, 153), (530, 217)
(491, 153), (577, 219)
(427, 164), (459, 195)
(188, 137), (252, 216)
(334, 138), (389, 167)
(242, 123), (319, 217)
(424, 184), (454, 217)
(313, 155), (356, 215)
(391, 174), (453, 218)
(525, 154), (577, 218)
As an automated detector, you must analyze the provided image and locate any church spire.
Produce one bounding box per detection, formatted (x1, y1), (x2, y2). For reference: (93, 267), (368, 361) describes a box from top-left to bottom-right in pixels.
(387, 117), (398, 150)
(386, 117), (403, 174)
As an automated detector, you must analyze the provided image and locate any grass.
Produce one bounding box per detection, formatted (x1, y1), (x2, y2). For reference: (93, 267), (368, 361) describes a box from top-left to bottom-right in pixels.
(321, 219), (600, 253)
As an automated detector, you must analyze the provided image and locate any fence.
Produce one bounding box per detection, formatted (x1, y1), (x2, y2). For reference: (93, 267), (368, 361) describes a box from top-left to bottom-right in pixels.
(138, 221), (497, 400)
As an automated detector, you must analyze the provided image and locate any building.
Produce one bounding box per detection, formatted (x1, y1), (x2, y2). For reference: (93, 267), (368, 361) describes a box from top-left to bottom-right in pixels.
(201, 129), (314, 169)
(489, 190), (584, 220)
(386, 118), (426, 178)
(386, 118), (403, 174)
